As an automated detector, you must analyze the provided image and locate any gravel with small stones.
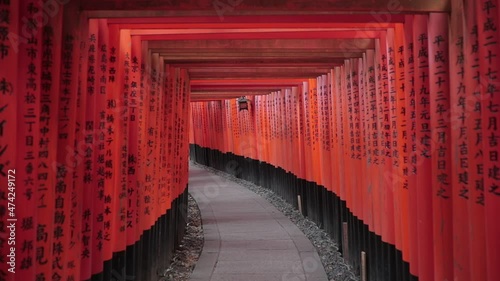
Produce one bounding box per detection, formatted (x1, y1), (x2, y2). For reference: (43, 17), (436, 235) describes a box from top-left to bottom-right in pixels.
(192, 162), (359, 281)
(161, 194), (203, 281)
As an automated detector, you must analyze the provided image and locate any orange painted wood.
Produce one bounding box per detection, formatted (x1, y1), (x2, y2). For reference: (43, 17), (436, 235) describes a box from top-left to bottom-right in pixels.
(348, 58), (360, 218)
(81, 0), (442, 13)
(394, 23), (410, 261)
(337, 65), (348, 203)
(403, 15), (419, 276)
(309, 78), (321, 185)
(128, 33), (141, 245)
(39, 5), (64, 280)
(343, 61), (354, 211)
(322, 75), (333, 191)
(15, 1), (42, 278)
(373, 38), (385, 237)
(97, 18), (115, 264)
(364, 50), (377, 232)
(475, 0), (500, 279)
(358, 57), (368, 223)
(412, 15), (434, 281)
(139, 31), (384, 41)
(428, 13), (453, 281)
(294, 86), (306, 180)
(301, 81), (312, 182)
(449, 1), (471, 280)
(110, 23), (128, 253)
(105, 15), (403, 25)
(78, 13), (93, 281)
(378, 31), (396, 245)
(387, 26), (401, 252)
(87, 19), (105, 275)
(463, 1), (487, 279)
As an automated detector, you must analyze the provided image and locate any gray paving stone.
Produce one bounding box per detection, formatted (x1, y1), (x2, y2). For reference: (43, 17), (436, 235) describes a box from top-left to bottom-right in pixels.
(213, 260), (304, 274)
(217, 249), (302, 261)
(299, 251), (329, 280)
(292, 235), (317, 252)
(209, 273), (308, 281)
(201, 240), (220, 253)
(221, 239), (297, 250)
(190, 252), (219, 281)
(277, 218), (307, 237)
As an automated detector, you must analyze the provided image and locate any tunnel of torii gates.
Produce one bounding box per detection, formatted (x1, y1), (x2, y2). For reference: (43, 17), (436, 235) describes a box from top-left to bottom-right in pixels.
(0, 0), (500, 281)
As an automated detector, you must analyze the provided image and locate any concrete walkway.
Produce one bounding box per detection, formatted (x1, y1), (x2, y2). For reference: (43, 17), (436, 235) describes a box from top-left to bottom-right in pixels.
(189, 164), (329, 281)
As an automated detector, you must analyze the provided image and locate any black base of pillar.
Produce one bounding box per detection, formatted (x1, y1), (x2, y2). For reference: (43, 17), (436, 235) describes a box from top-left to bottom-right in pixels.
(85, 187), (189, 281)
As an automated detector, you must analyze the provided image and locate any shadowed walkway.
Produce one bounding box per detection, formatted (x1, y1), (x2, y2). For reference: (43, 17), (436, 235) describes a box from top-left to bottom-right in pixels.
(188, 164), (328, 281)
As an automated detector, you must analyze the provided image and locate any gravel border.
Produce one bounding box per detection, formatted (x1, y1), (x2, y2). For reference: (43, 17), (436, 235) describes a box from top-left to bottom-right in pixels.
(161, 193), (204, 281)
(192, 161), (359, 281)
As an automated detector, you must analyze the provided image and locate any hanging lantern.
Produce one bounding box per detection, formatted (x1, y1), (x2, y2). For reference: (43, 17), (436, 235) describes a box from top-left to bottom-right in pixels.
(237, 96), (249, 111)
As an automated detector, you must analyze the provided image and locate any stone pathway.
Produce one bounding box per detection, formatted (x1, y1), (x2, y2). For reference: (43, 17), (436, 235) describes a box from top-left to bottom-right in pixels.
(189, 164), (328, 281)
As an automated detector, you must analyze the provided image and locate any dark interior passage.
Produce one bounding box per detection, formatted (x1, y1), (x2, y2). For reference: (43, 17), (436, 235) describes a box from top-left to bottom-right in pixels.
(0, 0), (499, 281)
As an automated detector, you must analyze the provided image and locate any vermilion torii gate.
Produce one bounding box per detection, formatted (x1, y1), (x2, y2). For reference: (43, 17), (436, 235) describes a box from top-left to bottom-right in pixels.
(0, 0), (499, 281)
